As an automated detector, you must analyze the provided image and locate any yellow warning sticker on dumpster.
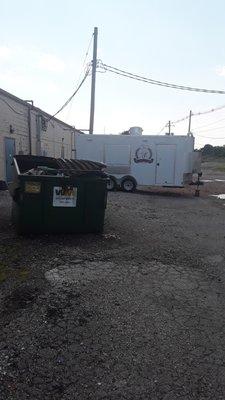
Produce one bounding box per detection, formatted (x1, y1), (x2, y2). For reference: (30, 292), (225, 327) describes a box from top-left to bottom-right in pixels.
(53, 186), (77, 207)
(25, 181), (41, 194)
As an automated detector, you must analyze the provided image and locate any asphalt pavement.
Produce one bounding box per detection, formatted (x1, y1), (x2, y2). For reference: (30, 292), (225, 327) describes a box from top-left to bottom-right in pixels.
(0, 189), (225, 399)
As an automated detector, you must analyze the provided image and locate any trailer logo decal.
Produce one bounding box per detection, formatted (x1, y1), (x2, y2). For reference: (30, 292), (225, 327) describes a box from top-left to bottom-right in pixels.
(134, 146), (153, 163)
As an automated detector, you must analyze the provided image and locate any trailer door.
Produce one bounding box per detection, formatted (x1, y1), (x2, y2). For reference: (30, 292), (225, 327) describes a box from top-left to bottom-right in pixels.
(156, 144), (176, 185)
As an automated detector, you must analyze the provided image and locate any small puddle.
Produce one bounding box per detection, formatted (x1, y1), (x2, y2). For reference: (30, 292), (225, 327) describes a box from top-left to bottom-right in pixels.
(211, 194), (225, 200)
(215, 179), (225, 182)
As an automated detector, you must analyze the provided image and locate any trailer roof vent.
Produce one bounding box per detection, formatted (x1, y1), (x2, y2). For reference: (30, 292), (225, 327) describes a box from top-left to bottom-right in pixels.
(129, 127), (143, 136)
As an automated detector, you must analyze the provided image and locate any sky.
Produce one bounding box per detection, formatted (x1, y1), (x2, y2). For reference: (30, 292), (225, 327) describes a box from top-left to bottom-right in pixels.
(1, 0), (225, 148)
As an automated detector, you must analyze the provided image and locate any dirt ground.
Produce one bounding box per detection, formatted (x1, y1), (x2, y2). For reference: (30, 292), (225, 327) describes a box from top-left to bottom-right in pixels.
(1, 161), (225, 399)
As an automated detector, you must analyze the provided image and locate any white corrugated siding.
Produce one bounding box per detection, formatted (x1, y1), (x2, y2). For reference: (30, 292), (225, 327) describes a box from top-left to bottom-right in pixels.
(0, 91), (74, 182)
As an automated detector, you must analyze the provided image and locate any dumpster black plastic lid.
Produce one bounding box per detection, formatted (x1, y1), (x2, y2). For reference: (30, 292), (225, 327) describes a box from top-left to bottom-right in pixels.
(13, 155), (106, 176)
(56, 158), (106, 173)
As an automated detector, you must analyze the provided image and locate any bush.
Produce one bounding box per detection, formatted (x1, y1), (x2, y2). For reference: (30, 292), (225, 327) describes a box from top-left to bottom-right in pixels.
(201, 144), (214, 156)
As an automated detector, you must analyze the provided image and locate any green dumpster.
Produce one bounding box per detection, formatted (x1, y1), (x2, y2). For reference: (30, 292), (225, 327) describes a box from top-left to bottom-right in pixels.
(9, 155), (108, 234)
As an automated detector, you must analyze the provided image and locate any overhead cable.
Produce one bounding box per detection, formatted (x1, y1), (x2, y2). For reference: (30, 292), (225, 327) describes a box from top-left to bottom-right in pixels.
(47, 67), (91, 122)
(0, 97), (24, 115)
(65, 33), (93, 121)
(98, 62), (225, 94)
(195, 124), (225, 133)
(157, 123), (168, 134)
(171, 104), (225, 126)
(76, 34), (93, 85)
(192, 104), (225, 115)
(194, 116), (225, 130)
(82, 34), (94, 69)
(194, 133), (225, 139)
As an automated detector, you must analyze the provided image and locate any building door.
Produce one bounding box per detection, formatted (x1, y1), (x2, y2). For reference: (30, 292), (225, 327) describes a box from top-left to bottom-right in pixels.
(155, 144), (176, 185)
(5, 137), (15, 183)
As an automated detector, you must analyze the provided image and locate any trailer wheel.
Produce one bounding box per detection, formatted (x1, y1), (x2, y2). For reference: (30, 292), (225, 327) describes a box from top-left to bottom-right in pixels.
(107, 176), (117, 191)
(121, 177), (136, 192)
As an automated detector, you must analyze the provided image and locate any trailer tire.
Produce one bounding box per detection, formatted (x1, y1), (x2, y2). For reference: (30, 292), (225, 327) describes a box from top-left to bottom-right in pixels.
(107, 176), (117, 191)
(121, 177), (137, 192)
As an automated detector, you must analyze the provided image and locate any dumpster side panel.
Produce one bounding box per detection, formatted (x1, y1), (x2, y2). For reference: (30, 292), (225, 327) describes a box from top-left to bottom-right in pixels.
(11, 155), (108, 234)
(84, 180), (108, 233)
(14, 178), (44, 233)
(43, 178), (85, 233)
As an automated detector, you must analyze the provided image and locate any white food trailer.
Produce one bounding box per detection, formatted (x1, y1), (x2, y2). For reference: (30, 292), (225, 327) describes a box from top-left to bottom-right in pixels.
(75, 128), (201, 192)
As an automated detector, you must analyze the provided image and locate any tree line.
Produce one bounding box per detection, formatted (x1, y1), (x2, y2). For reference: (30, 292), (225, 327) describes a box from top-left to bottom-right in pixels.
(201, 144), (225, 158)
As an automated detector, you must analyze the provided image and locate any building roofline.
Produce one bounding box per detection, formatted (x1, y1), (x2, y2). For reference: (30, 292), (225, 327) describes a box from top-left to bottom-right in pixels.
(0, 87), (77, 131)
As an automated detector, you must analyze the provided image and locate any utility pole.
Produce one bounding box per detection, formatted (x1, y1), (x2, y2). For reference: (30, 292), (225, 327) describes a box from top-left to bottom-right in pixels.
(36, 115), (42, 156)
(89, 27), (98, 134)
(188, 110), (192, 136)
(25, 100), (33, 155)
(168, 120), (171, 135)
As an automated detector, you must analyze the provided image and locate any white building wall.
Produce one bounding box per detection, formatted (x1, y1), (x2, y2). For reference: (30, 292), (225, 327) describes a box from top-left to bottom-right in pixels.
(0, 95), (29, 181)
(32, 112), (74, 159)
(0, 90), (74, 183)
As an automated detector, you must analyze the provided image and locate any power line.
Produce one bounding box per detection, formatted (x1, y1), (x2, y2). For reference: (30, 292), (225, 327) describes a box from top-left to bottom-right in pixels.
(192, 104), (225, 115)
(194, 133), (225, 139)
(47, 33), (93, 123)
(170, 104), (225, 126)
(47, 67), (90, 122)
(98, 62), (225, 94)
(64, 34), (93, 121)
(195, 124), (225, 133)
(171, 115), (189, 124)
(98, 61), (225, 132)
(193, 116), (225, 130)
(157, 123), (168, 134)
(157, 104), (225, 134)
(0, 97), (24, 115)
(82, 34), (94, 69)
(76, 34), (94, 85)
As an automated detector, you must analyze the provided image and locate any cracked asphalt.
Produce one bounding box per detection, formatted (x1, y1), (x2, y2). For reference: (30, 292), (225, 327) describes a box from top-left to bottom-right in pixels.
(1, 180), (225, 399)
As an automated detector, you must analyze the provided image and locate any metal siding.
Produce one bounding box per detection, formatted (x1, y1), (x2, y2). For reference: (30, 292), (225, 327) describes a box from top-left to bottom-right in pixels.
(0, 91), (74, 182)
(75, 134), (195, 187)
(4, 137), (15, 182)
